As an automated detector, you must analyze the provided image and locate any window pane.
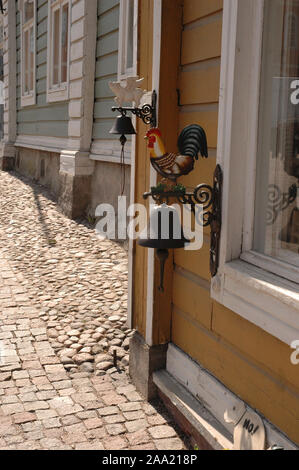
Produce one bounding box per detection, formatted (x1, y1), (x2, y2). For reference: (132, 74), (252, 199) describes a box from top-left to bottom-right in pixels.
(61, 4), (69, 83)
(24, 30), (29, 93)
(24, 0), (34, 23)
(126, 0), (134, 71)
(53, 8), (60, 86)
(254, 0), (299, 267)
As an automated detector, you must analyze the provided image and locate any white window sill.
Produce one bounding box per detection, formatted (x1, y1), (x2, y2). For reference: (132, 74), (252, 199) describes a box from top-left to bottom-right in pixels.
(21, 93), (36, 107)
(47, 86), (69, 103)
(211, 259), (299, 346)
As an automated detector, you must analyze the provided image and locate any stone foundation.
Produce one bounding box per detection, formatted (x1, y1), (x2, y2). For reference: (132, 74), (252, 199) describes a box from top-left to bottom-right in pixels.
(90, 160), (131, 240)
(14, 147), (60, 197)
(0, 143), (16, 171)
(0, 155), (15, 171)
(129, 331), (168, 401)
(58, 172), (92, 220)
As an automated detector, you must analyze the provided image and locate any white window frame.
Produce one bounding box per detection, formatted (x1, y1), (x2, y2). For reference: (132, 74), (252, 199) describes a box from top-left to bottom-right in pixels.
(46, 0), (71, 103)
(118, 0), (138, 81)
(19, 0), (36, 107)
(211, 0), (299, 346)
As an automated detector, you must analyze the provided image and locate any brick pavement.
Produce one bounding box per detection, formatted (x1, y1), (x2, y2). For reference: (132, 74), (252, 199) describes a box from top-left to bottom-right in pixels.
(0, 171), (187, 451)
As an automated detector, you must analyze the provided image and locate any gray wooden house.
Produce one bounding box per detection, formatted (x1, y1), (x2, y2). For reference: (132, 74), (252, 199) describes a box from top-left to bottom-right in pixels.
(1, 0), (136, 220)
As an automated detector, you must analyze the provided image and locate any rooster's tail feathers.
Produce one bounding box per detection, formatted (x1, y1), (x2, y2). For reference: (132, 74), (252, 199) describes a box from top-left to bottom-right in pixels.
(177, 124), (208, 160)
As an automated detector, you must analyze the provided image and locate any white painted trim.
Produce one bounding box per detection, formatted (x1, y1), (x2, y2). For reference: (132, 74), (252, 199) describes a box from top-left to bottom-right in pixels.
(60, 149), (94, 176)
(19, 0), (37, 108)
(15, 134), (70, 153)
(219, 260), (299, 346)
(89, 154), (131, 166)
(153, 369), (233, 450)
(127, 0), (139, 329)
(211, 0), (299, 345)
(77, 0), (97, 151)
(241, 250), (299, 285)
(46, 0), (71, 103)
(117, 0), (137, 81)
(167, 343), (298, 450)
(3, 0), (17, 145)
(145, 0), (162, 345)
(90, 139), (132, 162)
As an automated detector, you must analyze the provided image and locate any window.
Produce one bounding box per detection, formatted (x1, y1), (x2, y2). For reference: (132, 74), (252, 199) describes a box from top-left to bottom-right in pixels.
(211, 0), (299, 346)
(254, 0), (299, 274)
(47, 0), (70, 102)
(118, 0), (137, 80)
(20, 0), (36, 107)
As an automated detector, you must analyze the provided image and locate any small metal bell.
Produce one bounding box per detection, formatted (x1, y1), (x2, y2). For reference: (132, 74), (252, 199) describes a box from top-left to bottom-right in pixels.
(138, 204), (189, 291)
(110, 115), (136, 195)
(110, 115), (137, 136)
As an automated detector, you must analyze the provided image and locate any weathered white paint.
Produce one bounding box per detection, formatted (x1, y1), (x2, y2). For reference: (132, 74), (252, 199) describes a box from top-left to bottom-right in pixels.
(18, 0), (37, 108)
(89, 153), (131, 166)
(90, 139), (132, 163)
(60, 0), (97, 176)
(167, 343), (298, 450)
(15, 135), (70, 154)
(127, 0), (139, 329)
(153, 369), (233, 450)
(211, 0), (299, 346)
(46, 0), (71, 104)
(145, 0), (162, 345)
(118, 0), (138, 81)
(2, 0), (17, 150)
(60, 150), (94, 176)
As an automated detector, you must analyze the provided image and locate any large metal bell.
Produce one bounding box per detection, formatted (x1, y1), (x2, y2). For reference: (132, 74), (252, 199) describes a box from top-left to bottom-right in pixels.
(138, 204), (189, 292)
(138, 204), (189, 250)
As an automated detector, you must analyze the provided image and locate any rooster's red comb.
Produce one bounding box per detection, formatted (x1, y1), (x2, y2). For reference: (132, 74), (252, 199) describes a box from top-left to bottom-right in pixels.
(146, 128), (162, 138)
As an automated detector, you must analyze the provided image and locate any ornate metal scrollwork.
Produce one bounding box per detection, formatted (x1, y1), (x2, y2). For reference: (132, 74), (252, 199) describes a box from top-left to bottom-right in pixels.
(209, 165), (223, 277)
(143, 165), (223, 278)
(112, 91), (157, 128)
(267, 183), (297, 225)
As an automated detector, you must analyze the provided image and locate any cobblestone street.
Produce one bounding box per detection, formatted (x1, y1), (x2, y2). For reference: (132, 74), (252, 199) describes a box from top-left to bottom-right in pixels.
(0, 171), (187, 450)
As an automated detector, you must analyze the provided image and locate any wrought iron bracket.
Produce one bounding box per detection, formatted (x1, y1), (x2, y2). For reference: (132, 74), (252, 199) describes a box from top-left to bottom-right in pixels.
(112, 90), (157, 128)
(143, 164), (223, 278)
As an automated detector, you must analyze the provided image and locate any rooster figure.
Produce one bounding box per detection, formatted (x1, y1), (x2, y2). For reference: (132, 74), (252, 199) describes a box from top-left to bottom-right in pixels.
(146, 124), (208, 182)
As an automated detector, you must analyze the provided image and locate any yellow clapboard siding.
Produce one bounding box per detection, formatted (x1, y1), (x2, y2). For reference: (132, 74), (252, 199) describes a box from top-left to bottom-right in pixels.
(212, 302), (299, 390)
(174, 243), (211, 281)
(179, 157), (216, 188)
(179, 110), (218, 149)
(172, 310), (299, 445)
(184, 0), (223, 24)
(180, 65), (221, 105)
(181, 20), (222, 65)
(172, 271), (212, 329)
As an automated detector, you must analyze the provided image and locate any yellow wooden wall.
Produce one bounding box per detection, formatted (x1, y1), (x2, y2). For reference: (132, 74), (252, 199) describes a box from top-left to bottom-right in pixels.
(132, 0), (299, 445)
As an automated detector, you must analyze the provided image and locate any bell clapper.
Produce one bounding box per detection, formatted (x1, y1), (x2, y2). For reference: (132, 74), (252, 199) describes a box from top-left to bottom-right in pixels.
(156, 249), (169, 292)
(119, 135), (127, 195)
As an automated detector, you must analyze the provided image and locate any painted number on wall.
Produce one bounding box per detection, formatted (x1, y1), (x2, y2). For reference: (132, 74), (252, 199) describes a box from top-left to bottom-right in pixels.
(243, 418), (260, 436)
(291, 80), (299, 105)
(290, 80), (299, 104)
(290, 340), (299, 365)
